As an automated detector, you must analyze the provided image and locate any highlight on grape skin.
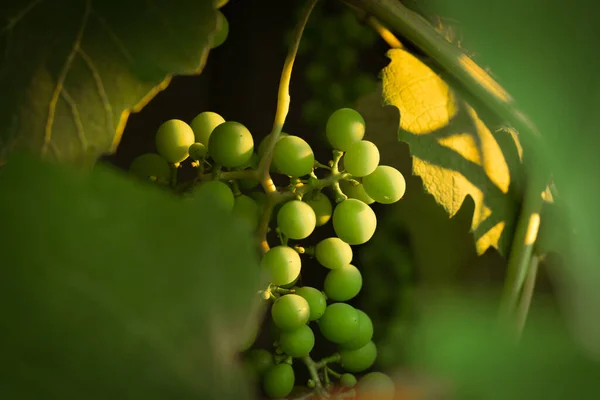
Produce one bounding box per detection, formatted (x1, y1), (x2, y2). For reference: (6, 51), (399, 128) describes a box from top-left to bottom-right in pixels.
(155, 119), (196, 164)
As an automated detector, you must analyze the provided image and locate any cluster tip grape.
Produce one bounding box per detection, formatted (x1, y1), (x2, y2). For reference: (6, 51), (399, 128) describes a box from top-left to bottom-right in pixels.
(128, 104), (405, 399)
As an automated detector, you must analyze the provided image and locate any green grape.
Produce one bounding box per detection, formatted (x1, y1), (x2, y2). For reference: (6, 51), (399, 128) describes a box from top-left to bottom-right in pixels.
(232, 195), (260, 231)
(340, 309), (373, 350)
(190, 111), (225, 145)
(326, 108), (365, 151)
(279, 324), (315, 357)
(129, 153), (170, 181)
(155, 119), (196, 163)
(214, 0), (229, 8)
(271, 294), (310, 331)
(339, 341), (377, 373)
(258, 132), (289, 158)
(189, 143), (208, 161)
(305, 191), (332, 227)
(272, 135), (315, 178)
(294, 286), (327, 321)
(263, 363), (295, 399)
(261, 246), (301, 286)
(208, 121), (254, 168)
(315, 237), (353, 270)
(277, 200), (316, 240)
(332, 199), (377, 245)
(343, 140), (380, 177)
(340, 373), (357, 388)
(339, 180), (375, 205)
(245, 349), (273, 377)
(362, 165), (406, 204)
(306, 62), (329, 84)
(193, 180), (235, 211)
(323, 264), (363, 301)
(356, 372), (395, 400)
(211, 10), (229, 49)
(318, 303), (360, 344)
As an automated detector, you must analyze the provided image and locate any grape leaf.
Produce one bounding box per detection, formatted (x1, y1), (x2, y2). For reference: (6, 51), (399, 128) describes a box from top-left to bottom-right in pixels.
(374, 49), (524, 255)
(0, 153), (262, 399)
(0, 0), (218, 166)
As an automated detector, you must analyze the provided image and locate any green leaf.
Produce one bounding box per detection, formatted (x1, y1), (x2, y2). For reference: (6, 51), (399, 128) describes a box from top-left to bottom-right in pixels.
(0, 153), (262, 399)
(0, 0), (218, 166)
(407, 296), (600, 399)
(372, 50), (524, 255)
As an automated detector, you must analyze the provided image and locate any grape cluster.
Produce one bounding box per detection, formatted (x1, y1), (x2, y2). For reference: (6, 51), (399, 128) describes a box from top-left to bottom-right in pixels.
(127, 106), (405, 399)
(285, 4), (379, 129)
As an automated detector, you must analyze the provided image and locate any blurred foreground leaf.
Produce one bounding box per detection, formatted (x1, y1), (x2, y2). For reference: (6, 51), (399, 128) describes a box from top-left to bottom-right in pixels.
(0, 154), (260, 399)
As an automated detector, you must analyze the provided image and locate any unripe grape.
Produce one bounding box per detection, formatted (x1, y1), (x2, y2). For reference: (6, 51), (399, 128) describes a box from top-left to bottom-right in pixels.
(332, 199), (377, 245)
(294, 286), (327, 321)
(262, 363), (295, 398)
(279, 324), (315, 357)
(326, 108), (365, 151)
(319, 303), (360, 343)
(272, 135), (315, 177)
(340, 373), (357, 388)
(356, 372), (395, 400)
(271, 294), (310, 331)
(315, 237), (353, 270)
(305, 191), (332, 227)
(277, 200), (316, 240)
(340, 309), (373, 350)
(155, 119), (196, 163)
(208, 121), (254, 168)
(362, 166), (406, 204)
(324, 264), (362, 301)
(244, 348), (273, 378)
(261, 246), (301, 286)
(211, 10), (229, 49)
(189, 143), (207, 161)
(339, 341), (377, 373)
(129, 153), (170, 181)
(258, 132), (289, 157)
(190, 111), (225, 145)
(193, 180), (234, 211)
(343, 140), (380, 177)
(232, 195), (260, 231)
(339, 180), (375, 205)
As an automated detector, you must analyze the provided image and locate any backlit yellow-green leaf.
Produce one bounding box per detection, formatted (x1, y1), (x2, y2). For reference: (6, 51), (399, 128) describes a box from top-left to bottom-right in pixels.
(378, 48), (523, 255)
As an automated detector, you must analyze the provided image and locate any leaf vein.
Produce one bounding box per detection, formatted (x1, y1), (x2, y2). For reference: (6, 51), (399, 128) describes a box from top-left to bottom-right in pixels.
(90, 9), (134, 64)
(60, 88), (87, 149)
(78, 48), (114, 133)
(42, 0), (91, 156)
(1, 0), (44, 34)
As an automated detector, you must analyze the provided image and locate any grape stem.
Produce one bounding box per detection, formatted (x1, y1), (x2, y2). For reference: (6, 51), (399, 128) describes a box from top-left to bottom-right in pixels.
(302, 353), (342, 398)
(256, 0), (319, 193)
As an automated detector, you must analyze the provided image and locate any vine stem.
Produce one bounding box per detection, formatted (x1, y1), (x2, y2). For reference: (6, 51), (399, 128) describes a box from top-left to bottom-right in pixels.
(256, 0), (319, 193)
(515, 254), (540, 338)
